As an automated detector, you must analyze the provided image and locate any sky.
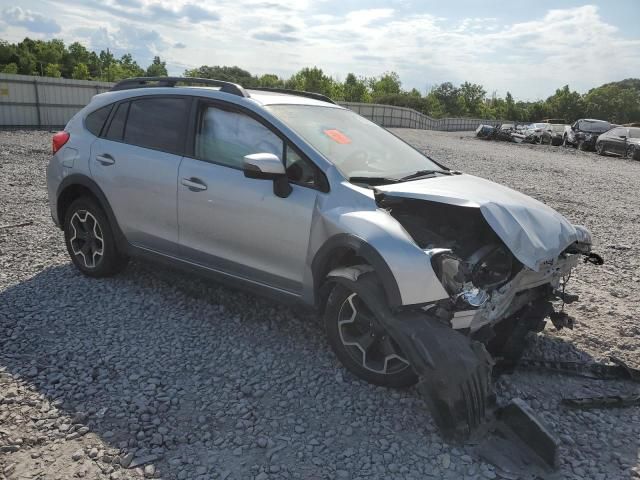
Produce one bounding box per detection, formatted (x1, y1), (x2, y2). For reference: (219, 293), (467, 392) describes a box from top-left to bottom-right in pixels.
(1, 0), (639, 100)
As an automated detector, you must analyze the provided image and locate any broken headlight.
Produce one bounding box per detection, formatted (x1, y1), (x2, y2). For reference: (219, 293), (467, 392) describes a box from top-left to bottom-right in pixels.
(429, 245), (513, 308)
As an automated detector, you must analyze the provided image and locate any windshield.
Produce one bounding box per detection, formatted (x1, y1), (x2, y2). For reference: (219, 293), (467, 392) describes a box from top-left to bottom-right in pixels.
(532, 123), (548, 129)
(581, 120), (612, 133)
(629, 127), (640, 138)
(266, 105), (444, 180)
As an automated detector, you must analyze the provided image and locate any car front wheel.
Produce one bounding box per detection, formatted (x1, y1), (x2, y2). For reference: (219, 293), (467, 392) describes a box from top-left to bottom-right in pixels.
(627, 145), (639, 161)
(324, 275), (418, 388)
(64, 197), (128, 277)
(596, 142), (605, 156)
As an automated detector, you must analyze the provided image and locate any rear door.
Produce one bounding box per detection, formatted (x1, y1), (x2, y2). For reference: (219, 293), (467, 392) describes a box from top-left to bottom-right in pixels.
(177, 100), (323, 295)
(90, 96), (191, 254)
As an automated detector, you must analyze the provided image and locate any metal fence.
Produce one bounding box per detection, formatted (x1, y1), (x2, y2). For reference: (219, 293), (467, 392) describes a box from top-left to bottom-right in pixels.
(0, 73), (508, 131)
(339, 102), (508, 131)
(0, 73), (113, 129)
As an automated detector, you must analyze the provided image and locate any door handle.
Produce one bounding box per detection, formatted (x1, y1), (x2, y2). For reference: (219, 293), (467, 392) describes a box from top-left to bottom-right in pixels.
(181, 177), (207, 191)
(96, 154), (115, 165)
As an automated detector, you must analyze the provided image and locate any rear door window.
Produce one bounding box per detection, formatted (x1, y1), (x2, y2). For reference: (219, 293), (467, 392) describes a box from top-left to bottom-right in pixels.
(85, 105), (113, 136)
(123, 97), (190, 155)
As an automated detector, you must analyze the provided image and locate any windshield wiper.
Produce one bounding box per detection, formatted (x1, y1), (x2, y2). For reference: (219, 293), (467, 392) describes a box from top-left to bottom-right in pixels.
(395, 169), (457, 182)
(349, 176), (399, 186)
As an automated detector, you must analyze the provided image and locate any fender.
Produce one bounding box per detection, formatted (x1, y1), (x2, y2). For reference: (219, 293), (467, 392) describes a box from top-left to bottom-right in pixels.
(311, 233), (403, 309)
(56, 174), (130, 254)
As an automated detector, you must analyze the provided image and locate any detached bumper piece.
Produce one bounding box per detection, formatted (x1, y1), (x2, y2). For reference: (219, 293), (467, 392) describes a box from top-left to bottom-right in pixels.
(387, 311), (494, 440)
(380, 311), (560, 476)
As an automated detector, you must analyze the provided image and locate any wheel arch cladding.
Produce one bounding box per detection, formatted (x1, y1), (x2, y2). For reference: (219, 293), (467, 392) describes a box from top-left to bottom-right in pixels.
(311, 233), (403, 310)
(56, 174), (128, 252)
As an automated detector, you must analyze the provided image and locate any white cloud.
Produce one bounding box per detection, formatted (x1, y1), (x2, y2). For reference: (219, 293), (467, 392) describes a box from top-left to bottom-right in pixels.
(1, 1), (637, 98)
(2, 6), (61, 34)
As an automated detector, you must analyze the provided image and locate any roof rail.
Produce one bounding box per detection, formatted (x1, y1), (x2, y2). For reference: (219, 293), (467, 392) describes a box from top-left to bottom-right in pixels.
(110, 76), (249, 98)
(249, 87), (336, 105)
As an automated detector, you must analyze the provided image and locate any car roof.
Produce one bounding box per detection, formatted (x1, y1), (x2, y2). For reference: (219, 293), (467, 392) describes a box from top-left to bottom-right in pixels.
(89, 76), (346, 112)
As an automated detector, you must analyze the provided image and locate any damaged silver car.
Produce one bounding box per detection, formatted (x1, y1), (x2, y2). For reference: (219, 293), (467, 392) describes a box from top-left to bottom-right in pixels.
(47, 77), (602, 452)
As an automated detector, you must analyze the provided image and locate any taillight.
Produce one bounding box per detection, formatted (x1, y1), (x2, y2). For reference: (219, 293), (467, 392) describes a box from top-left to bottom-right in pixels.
(52, 131), (70, 155)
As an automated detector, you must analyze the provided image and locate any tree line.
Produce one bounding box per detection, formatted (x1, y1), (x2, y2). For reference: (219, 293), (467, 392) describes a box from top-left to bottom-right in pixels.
(1, 37), (638, 123)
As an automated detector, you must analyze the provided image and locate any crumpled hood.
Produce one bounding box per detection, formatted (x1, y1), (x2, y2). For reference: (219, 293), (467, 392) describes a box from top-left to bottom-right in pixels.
(376, 174), (579, 271)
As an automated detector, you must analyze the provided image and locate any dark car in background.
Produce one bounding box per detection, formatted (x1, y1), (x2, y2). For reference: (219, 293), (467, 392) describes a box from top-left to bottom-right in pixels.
(540, 123), (567, 146)
(596, 126), (640, 160)
(563, 119), (612, 151)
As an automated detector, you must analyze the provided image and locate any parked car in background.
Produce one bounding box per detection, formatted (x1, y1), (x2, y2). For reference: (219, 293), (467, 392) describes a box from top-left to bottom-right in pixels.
(596, 126), (640, 160)
(541, 118), (567, 125)
(563, 119), (612, 151)
(522, 122), (552, 143)
(540, 123), (566, 146)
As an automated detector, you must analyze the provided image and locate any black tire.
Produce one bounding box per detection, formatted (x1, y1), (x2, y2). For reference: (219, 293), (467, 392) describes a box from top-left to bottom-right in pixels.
(324, 276), (418, 388)
(64, 197), (128, 277)
(577, 140), (588, 151)
(596, 142), (605, 156)
(627, 145), (639, 161)
(562, 135), (569, 147)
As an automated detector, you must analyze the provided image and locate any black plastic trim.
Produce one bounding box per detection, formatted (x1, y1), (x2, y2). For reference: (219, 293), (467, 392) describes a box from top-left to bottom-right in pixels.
(110, 77), (249, 98)
(311, 233), (403, 308)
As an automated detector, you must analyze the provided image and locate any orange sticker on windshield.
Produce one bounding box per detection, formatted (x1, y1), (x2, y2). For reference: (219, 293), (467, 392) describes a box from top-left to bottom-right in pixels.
(324, 129), (351, 144)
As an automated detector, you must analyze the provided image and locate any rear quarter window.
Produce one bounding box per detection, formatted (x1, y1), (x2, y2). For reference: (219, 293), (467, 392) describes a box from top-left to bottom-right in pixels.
(85, 104), (113, 136)
(123, 97), (190, 155)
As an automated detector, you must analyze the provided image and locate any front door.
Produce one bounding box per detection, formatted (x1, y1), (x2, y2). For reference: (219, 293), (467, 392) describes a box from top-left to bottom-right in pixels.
(177, 102), (321, 295)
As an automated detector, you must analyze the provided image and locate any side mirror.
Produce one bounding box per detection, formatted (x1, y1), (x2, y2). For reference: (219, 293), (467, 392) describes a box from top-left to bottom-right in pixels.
(243, 153), (292, 198)
(620, 135), (627, 139)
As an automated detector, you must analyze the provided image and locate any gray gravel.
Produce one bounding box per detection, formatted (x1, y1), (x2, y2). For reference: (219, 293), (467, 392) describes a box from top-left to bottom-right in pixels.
(1, 129), (639, 480)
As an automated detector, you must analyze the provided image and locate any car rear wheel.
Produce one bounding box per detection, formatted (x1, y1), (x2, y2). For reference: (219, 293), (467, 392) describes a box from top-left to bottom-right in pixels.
(324, 275), (418, 388)
(627, 145), (639, 161)
(64, 197), (128, 277)
(577, 140), (587, 151)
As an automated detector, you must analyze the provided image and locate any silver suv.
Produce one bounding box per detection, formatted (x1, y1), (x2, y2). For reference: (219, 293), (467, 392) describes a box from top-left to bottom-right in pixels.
(47, 77), (599, 439)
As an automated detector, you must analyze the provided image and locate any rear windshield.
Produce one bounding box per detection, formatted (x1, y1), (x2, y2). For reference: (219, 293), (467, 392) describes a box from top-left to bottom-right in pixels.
(629, 127), (640, 138)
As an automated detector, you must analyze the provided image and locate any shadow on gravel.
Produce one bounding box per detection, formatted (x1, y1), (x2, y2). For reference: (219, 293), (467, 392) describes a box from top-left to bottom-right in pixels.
(1, 263), (639, 479)
(0, 263), (431, 478)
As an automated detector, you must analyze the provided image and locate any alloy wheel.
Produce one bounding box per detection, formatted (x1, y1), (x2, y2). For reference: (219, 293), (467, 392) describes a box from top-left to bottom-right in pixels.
(69, 210), (104, 268)
(337, 293), (410, 375)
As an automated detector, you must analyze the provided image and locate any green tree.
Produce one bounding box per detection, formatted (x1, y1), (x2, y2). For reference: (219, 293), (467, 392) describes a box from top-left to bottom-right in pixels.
(71, 63), (90, 80)
(146, 56), (168, 77)
(343, 73), (369, 102)
(184, 65), (256, 86)
(257, 73), (284, 88)
(546, 85), (584, 123)
(119, 54), (145, 78)
(2, 63), (18, 74)
(459, 81), (486, 117)
(44, 63), (61, 77)
(369, 71), (401, 99)
(431, 82), (465, 116)
(285, 67), (336, 97)
(584, 84), (640, 124)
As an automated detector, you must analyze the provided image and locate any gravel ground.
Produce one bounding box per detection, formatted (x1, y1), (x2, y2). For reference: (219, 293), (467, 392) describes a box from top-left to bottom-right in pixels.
(1, 129), (638, 480)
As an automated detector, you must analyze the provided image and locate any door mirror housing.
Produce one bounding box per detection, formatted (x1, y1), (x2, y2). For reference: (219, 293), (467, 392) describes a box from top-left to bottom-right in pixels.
(243, 153), (292, 198)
